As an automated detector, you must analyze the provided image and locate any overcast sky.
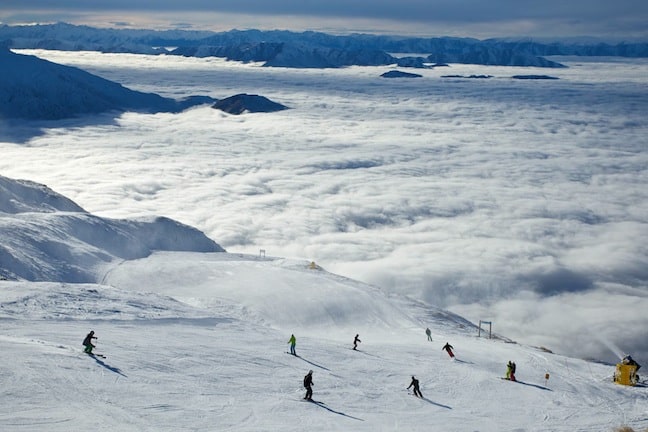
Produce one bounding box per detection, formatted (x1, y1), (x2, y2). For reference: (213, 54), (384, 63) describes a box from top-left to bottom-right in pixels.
(1, 0), (647, 39)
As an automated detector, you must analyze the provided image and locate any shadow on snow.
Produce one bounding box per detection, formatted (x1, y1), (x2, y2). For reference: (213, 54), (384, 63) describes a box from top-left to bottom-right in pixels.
(89, 355), (127, 377)
(308, 400), (364, 421)
(515, 380), (552, 391)
(421, 397), (452, 409)
(291, 354), (331, 371)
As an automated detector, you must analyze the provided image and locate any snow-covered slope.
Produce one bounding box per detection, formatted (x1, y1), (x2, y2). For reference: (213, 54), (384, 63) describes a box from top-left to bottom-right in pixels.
(0, 176), (646, 431)
(2, 258), (647, 431)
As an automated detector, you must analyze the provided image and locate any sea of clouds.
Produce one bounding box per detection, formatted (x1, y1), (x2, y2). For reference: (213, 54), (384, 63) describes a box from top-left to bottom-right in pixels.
(2, 51), (647, 364)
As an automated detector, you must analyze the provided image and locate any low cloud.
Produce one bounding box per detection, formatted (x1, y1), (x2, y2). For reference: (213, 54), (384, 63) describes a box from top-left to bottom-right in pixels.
(1, 50), (646, 364)
(449, 288), (648, 364)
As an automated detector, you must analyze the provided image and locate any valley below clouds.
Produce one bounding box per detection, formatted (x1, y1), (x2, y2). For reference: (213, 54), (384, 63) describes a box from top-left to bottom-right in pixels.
(2, 50), (647, 363)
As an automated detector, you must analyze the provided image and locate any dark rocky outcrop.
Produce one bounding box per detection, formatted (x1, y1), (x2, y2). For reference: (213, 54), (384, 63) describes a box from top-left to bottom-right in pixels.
(381, 70), (423, 78)
(441, 74), (493, 79)
(511, 75), (559, 80)
(212, 93), (288, 114)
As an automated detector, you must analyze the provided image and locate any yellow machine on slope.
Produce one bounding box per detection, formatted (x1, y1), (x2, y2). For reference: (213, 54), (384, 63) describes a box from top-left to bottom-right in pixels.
(613, 356), (641, 386)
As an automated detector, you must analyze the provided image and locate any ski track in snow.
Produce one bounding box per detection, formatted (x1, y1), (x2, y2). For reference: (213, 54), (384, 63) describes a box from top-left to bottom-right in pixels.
(1, 253), (646, 431)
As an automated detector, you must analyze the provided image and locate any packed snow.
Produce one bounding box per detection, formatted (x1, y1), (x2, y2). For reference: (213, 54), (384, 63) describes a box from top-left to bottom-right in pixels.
(2, 257), (648, 431)
(0, 175), (647, 431)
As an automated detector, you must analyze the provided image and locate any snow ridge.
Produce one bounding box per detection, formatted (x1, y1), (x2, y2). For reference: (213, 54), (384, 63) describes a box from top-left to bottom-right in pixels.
(0, 175), (223, 282)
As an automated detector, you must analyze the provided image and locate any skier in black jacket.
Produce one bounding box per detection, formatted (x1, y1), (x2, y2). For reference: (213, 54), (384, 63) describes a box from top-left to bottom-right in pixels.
(353, 334), (361, 350)
(303, 370), (314, 400)
(407, 376), (423, 398)
(83, 331), (97, 354)
(442, 342), (455, 358)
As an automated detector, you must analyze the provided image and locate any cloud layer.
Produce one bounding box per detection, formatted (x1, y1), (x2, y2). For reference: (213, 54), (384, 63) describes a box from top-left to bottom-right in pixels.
(1, 50), (647, 363)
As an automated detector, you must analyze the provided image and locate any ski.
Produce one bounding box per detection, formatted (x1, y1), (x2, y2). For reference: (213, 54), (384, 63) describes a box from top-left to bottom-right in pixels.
(88, 353), (106, 358)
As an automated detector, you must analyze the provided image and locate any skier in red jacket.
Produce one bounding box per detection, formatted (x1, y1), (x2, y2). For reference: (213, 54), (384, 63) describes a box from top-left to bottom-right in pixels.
(442, 342), (454, 358)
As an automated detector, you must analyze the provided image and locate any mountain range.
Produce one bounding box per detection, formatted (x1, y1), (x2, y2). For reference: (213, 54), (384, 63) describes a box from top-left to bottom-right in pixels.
(2, 23), (647, 69)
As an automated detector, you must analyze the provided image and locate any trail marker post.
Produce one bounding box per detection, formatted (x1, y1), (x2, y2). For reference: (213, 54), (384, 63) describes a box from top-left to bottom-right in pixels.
(478, 320), (492, 339)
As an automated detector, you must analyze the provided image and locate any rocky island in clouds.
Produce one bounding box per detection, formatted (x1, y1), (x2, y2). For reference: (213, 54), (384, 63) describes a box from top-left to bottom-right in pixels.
(0, 45), (215, 120)
(0, 45), (291, 121)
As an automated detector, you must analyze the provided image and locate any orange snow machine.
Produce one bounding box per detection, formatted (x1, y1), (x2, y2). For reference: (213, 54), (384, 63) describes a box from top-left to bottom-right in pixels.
(613, 363), (639, 386)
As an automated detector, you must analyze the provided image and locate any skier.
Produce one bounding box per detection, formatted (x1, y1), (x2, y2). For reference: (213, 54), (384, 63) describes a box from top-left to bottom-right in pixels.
(407, 376), (423, 398)
(442, 342), (454, 358)
(425, 328), (433, 342)
(506, 360), (517, 381)
(83, 330), (97, 354)
(288, 334), (297, 356)
(303, 370), (314, 400)
(353, 334), (361, 350)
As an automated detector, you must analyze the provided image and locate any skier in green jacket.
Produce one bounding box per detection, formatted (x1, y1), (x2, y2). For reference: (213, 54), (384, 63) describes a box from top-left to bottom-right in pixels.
(288, 334), (297, 356)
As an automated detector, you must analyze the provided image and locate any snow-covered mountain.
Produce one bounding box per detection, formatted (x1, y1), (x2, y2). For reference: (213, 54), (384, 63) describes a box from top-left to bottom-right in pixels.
(1, 175), (646, 431)
(0, 46), (214, 120)
(0, 175), (223, 282)
(6, 23), (648, 69)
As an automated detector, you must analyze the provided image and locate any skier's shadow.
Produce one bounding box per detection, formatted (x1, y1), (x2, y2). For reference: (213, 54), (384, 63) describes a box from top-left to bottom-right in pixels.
(90, 356), (128, 377)
(421, 397), (452, 409)
(310, 401), (364, 421)
(515, 380), (552, 391)
(352, 349), (381, 359)
(294, 354), (330, 371)
(454, 358), (474, 365)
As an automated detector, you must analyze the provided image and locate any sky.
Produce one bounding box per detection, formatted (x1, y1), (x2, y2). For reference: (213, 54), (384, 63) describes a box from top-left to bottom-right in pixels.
(1, 49), (647, 365)
(1, 0), (648, 39)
